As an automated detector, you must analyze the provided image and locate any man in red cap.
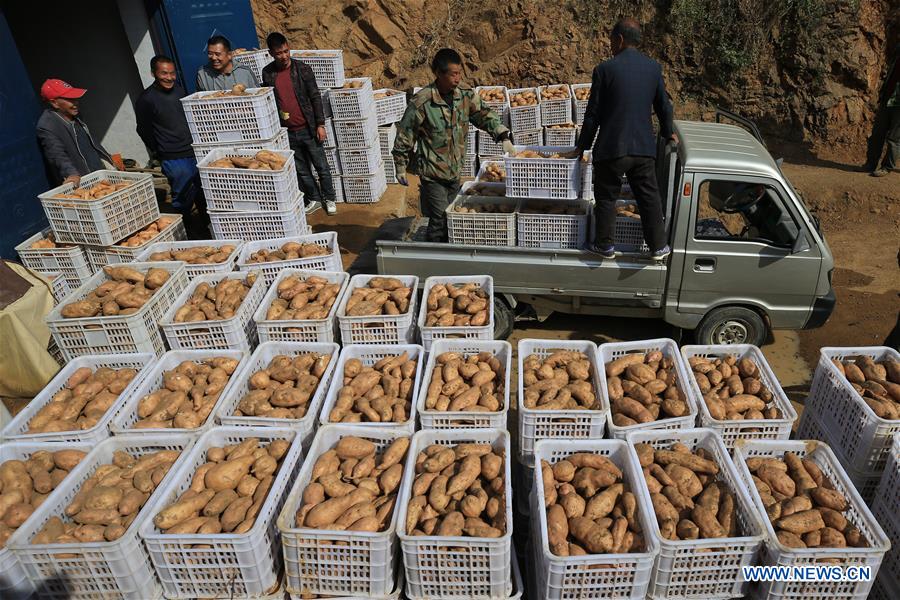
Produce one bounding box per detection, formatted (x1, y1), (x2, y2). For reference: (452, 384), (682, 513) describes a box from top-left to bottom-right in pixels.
(36, 78), (113, 185)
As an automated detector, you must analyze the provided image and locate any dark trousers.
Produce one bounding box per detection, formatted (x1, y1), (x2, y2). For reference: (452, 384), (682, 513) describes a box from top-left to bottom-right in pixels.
(162, 157), (208, 238)
(593, 155), (667, 251)
(288, 128), (336, 203)
(865, 106), (900, 171)
(420, 177), (460, 242)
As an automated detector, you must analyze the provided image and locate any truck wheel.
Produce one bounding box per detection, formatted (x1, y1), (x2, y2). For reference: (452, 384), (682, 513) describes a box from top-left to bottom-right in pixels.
(695, 306), (767, 346)
(493, 297), (514, 340)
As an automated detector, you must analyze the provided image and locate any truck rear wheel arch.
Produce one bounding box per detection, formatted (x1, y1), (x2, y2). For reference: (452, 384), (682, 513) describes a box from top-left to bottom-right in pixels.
(694, 305), (769, 346)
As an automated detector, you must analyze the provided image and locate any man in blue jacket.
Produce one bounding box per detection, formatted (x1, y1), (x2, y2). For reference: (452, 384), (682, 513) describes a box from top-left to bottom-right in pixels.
(576, 18), (676, 260)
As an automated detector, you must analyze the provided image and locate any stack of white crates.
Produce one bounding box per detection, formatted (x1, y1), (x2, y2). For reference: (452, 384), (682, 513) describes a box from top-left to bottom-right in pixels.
(182, 86), (309, 240)
(474, 86), (511, 176)
(375, 89), (407, 184)
(231, 48), (273, 83)
(329, 77), (386, 203)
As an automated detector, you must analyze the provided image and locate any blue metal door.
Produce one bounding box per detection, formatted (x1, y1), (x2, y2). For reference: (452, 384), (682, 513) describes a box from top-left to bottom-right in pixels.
(0, 9), (50, 259)
(160, 0), (259, 93)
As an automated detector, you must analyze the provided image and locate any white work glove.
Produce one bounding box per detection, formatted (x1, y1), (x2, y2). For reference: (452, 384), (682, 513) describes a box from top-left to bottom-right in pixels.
(501, 139), (515, 155)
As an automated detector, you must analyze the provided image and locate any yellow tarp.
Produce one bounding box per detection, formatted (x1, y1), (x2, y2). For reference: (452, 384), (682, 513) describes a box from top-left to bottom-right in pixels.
(0, 263), (60, 397)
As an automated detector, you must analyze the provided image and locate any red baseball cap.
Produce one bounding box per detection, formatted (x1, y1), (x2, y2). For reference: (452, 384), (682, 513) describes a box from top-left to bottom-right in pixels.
(40, 79), (87, 101)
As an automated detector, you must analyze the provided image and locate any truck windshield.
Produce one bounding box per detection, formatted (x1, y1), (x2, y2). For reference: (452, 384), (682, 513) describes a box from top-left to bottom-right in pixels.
(779, 171), (821, 233)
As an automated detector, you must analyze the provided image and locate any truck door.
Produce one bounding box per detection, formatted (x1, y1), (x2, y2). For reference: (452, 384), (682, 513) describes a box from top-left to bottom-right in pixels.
(677, 174), (821, 329)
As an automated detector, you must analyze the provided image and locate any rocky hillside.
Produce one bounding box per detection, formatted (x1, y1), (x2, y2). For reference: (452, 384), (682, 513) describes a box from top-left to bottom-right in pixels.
(251, 0), (898, 161)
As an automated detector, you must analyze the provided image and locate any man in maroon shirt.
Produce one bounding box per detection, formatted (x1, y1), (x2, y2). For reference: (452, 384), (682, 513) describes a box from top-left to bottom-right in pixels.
(262, 32), (336, 215)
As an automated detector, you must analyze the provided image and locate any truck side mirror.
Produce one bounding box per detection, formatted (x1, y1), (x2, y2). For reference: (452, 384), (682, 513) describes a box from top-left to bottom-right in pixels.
(792, 233), (810, 254)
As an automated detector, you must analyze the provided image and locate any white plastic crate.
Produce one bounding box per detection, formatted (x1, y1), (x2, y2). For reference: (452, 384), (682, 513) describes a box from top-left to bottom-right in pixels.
(795, 411), (882, 504)
(517, 339), (607, 466)
(318, 344), (424, 432)
(254, 269), (349, 344)
(15, 229), (93, 290)
(477, 128), (505, 157)
(872, 499), (900, 598)
(446, 194), (518, 247)
(209, 195), (310, 242)
(198, 148), (300, 211)
(46, 262), (188, 359)
(531, 439), (658, 600)
(461, 154), (477, 178)
(474, 86), (510, 115)
(600, 338), (699, 440)
(466, 125), (477, 155)
(0, 441), (92, 597)
(232, 49), (274, 82)
(507, 87), (541, 131)
(417, 340), (511, 429)
(396, 428), (513, 600)
(6, 434), (192, 600)
(139, 426), (304, 599)
(417, 275), (494, 352)
(160, 271), (266, 352)
(216, 342), (339, 443)
(181, 87), (281, 145)
(0, 353), (154, 443)
(538, 85), (573, 126)
(278, 425), (413, 597)
(333, 113), (379, 149)
(324, 118), (337, 148)
(378, 124), (397, 158)
(137, 239), (243, 277)
(628, 428), (766, 599)
(39, 170), (159, 246)
(581, 151), (593, 200)
(329, 78), (375, 121)
(516, 198), (590, 249)
(681, 344), (797, 448)
(45, 272), (71, 304)
(571, 83), (591, 125)
(291, 49), (345, 89)
(47, 338), (64, 367)
(543, 125), (578, 146)
(476, 159), (505, 183)
(82, 213), (185, 269)
(343, 166), (387, 203)
(338, 145), (381, 176)
(614, 200), (651, 252)
(504, 145), (581, 200)
(320, 88), (333, 119)
(192, 127), (289, 162)
(733, 439), (890, 600)
(874, 433), (900, 522)
(336, 274), (418, 344)
(324, 147), (341, 176)
(513, 128), (542, 147)
(805, 347), (900, 472)
(236, 232), (343, 286)
(332, 176), (345, 202)
(374, 89), (407, 125)
(109, 349), (248, 436)
(383, 159), (398, 184)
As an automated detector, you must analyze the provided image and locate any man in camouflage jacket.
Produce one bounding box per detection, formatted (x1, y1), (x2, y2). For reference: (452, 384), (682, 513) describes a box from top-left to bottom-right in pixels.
(392, 48), (514, 242)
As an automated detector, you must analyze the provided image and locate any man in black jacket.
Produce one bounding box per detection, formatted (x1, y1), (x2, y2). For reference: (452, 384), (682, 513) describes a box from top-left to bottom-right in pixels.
(262, 32), (336, 215)
(135, 55), (206, 232)
(576, 18), (676, 260)
(36, 78), (114, 186)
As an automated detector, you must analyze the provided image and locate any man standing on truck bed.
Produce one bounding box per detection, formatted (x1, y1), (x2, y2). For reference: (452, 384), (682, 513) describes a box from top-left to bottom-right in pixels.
(576, 17), (676, 260)
(392, 48), (514, 242)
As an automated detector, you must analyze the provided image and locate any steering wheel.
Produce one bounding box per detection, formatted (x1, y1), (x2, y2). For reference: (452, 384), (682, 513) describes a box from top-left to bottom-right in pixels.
(721, 184), (765, 214)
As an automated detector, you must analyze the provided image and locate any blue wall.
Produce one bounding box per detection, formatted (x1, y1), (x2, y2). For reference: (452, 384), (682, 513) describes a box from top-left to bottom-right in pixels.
(0, 8), (50, 259)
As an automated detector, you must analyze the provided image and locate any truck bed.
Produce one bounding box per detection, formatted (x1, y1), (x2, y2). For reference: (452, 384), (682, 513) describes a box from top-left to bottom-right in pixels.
(376, 218), (668, 312)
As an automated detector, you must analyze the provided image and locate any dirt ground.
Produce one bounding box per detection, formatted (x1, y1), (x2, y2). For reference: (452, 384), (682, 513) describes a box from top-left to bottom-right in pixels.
(309, 153), (900, 400)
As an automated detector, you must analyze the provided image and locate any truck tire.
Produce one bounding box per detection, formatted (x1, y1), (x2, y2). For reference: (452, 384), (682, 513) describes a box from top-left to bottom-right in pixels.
(493, 297), (514, 340)
(695, 306), (767, 346)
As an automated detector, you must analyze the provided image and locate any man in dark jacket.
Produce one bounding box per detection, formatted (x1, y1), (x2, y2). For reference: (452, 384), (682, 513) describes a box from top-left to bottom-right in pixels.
(262, 32), (336, 215)
(576, 18), (676, 260)
(865, 44), (899, 177)
(136, 55), (207, 235)
(36, 79), (114, 186)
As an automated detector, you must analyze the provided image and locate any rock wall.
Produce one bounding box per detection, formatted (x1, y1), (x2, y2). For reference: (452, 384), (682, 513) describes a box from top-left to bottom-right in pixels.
(251, 0), (898, 161)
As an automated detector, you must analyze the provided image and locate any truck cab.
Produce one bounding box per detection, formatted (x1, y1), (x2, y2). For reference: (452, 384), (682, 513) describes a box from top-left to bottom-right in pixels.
(376, 117), (835, 346)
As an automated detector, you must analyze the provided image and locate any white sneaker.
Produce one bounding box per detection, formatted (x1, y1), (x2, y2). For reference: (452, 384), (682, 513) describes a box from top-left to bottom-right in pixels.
(324, 200), (337, 215)
(305, 201), (322, 214)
